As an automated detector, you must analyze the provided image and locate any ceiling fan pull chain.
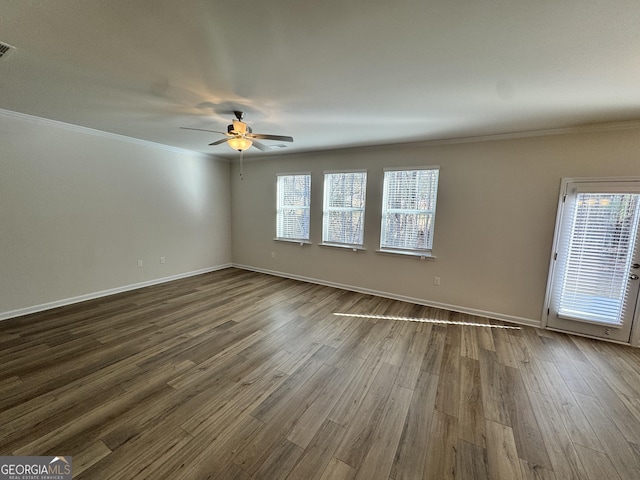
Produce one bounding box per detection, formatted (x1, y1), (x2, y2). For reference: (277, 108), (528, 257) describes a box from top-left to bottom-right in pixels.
(239, 150), (244, 181)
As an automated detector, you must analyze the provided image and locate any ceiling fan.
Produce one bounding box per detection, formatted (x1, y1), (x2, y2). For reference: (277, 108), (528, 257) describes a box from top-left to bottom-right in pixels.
(180, 111), (293, 152)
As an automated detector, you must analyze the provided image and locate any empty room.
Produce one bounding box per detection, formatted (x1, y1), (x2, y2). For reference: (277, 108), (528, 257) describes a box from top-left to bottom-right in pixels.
(3, 1), (640, 479)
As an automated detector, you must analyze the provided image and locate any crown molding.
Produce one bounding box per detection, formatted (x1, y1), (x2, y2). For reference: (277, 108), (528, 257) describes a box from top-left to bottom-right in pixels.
(0, 108), (221, 159)
(244, 118), (640, 161)
(4, 107), (640, 161)
(403, 119), (640, 147)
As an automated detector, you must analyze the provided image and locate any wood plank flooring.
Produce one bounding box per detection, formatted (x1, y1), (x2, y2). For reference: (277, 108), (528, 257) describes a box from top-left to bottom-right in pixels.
(3, 268), (640, 479)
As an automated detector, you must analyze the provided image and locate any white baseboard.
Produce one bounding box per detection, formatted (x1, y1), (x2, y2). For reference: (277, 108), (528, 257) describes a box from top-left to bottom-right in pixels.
(1, 263), (541, 330)
(233, 263), (541, 328)
(0, 264), (232, 321)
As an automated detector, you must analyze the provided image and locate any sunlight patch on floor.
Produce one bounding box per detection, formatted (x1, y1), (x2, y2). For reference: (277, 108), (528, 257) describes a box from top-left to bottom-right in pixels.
(333, 312), (521, 330)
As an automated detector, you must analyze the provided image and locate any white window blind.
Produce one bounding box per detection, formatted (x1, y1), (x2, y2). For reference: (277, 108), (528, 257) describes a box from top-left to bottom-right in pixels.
(555, 191), (640, 325)
(380, 168), (439, 252)
(276, 174), (311, 241)
(322, 171), (367, 246)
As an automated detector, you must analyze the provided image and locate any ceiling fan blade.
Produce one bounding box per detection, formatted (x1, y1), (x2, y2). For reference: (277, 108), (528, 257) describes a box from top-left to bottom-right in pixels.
(209, 138), (230, 146)
(180, 127), (227, 135)
(251, 140), (270, 151)
(248, 133), (294, 142)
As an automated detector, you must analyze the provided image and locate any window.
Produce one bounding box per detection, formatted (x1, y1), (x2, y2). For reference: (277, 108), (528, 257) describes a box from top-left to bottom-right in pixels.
(322, 171), (367, 247)
(276, 174), (311, 241)
(380, 167), (439, 254)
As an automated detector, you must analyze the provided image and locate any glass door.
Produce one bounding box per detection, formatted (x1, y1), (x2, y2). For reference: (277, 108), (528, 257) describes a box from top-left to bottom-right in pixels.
(546, 180), (640, 342)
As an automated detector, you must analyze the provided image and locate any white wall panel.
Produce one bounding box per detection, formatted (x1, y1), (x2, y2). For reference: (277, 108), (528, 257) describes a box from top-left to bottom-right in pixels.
(0, 111), (231, 316)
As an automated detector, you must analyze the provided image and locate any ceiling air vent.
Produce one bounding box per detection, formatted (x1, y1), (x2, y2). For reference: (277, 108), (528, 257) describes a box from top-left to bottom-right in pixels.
(0, 41), (16, 61)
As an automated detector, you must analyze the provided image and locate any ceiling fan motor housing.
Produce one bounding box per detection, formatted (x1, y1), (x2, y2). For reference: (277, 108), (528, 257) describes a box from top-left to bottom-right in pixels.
(229, 120), (250, 135)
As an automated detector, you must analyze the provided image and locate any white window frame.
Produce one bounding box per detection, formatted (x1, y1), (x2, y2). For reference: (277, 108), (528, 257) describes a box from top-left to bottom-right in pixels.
(378, 166), (440, 258)
(321, 170), (367, 249)
(275, 173), (312, 243)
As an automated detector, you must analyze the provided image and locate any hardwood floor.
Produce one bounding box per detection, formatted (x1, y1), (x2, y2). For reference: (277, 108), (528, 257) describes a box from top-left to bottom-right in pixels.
(3, 267), (640, 479)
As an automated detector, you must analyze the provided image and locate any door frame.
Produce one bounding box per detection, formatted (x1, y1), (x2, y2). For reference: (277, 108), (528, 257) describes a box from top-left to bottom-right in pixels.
(542, 176), (640, 347)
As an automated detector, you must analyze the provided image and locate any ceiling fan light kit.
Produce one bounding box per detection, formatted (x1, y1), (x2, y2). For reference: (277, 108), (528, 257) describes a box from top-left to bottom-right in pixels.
(228, 136), (253, 151)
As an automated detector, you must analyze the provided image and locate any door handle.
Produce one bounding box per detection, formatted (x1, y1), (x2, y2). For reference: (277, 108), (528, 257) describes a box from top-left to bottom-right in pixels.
(631, 274), (639, 280)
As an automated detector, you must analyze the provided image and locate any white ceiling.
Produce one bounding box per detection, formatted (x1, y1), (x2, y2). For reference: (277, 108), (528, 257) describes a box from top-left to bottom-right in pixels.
(1, 0), (640, 159)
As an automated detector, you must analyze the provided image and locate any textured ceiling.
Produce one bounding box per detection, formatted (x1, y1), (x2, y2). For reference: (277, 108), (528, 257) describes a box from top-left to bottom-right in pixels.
(1, 0), (639, 158)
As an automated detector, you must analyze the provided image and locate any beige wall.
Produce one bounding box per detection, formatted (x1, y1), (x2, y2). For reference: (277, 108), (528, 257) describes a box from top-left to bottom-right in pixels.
(0, 111), (231, 317)
(231, 127), (640, 325)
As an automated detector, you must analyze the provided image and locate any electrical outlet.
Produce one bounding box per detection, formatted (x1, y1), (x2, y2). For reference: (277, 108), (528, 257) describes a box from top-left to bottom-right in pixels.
(434, 276), (441, 286)
(160, 256), (166, 264)
(137, 260), (144, 267)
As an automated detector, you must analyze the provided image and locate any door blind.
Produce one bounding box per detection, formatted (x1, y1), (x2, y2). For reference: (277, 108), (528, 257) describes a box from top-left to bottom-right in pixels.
(555, 192), (640, 325)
